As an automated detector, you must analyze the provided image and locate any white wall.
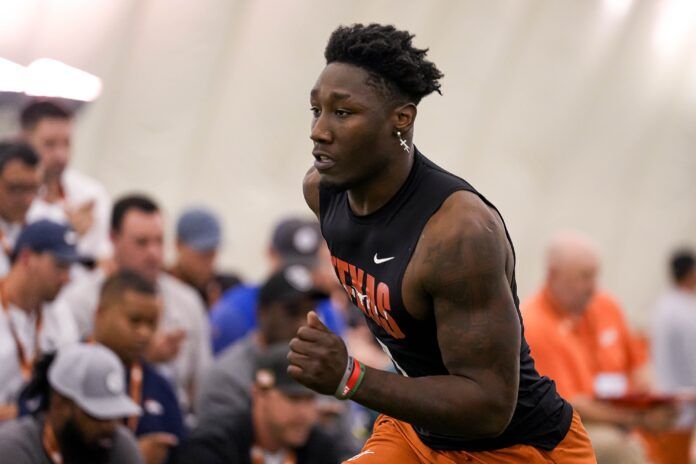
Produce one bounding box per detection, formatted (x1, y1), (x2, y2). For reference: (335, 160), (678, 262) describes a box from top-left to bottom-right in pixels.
(1, 0), (695, 328)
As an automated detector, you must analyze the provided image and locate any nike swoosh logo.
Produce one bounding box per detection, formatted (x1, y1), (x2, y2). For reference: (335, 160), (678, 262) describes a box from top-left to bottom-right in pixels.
(373, 253), (395, 264)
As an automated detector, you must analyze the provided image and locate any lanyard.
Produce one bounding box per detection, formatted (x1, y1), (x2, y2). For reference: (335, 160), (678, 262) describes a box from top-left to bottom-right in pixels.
(0, 228), (11, 257)
(126, 362), (143, 432)
(0, 280), (43, 380)
(84, 337), (143, 432)
(251, 445), (296, 464)
(42, 420), (63, 464)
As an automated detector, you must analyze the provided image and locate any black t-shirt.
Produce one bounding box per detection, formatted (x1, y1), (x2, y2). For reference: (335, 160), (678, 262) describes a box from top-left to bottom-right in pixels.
(172, 412), (342, 464)
(319, 148), (573, 451)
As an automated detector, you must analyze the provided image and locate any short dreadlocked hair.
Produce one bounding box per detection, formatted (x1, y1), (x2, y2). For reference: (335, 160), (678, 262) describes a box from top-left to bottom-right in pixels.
(324, 23), (443, 106)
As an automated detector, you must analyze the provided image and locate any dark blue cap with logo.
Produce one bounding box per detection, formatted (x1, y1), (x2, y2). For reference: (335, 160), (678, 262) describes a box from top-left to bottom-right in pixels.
(13, 220), (83, 264)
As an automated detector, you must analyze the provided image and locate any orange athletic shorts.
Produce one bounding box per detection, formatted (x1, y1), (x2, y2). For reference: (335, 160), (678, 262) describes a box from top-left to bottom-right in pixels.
(344, 411), (596, 463)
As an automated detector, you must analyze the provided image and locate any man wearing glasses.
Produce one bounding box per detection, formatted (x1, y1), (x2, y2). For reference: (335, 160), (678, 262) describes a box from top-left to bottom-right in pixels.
(0, 142), (41, 277)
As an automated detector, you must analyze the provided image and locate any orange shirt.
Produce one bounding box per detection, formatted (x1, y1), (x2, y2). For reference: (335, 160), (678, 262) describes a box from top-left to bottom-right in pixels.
(522, 287), (646, 400)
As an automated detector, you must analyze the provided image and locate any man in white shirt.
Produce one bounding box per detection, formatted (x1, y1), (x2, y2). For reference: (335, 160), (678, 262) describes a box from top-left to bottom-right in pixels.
(0, 142), (41, 277)
(20, 101), (112, 262)
(53, 194), (212, 414)
(0, 220), (81, 420)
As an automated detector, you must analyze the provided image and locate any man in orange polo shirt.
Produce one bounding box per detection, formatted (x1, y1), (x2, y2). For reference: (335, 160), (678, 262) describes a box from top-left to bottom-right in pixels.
(522, 232), (675, 464)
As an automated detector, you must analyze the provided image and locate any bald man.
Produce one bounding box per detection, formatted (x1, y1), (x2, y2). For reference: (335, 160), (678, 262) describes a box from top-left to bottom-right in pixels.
(522, 232), (675, 464)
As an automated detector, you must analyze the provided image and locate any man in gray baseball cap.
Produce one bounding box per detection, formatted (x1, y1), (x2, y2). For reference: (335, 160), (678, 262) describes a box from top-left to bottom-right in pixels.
(0, 343), (143, 464)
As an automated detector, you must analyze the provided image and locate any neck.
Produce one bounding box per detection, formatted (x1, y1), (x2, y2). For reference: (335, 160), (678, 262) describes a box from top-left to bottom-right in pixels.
(44, 175), (63, 203)
(4, 269), (42, 313)
(169, 263), (200, 289)
(252, 403), (282, 452)
(347, 150), (414, 216)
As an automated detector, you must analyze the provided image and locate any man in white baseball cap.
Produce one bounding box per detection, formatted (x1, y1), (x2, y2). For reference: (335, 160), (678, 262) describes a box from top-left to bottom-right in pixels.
(0, 343), (143, 463)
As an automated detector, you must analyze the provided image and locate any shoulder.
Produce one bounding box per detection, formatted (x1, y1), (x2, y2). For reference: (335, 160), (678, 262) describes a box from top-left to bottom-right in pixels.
(112, 425), (144, 463)
(0, 417), (41, 461)
(65, 268), (104, 295)
(54, 269), (103, 309)
(180, 413), (252, 455)
(209, 337), (256, 381)
(218, 334), (257, 362)
(428, 190), (503, 241)
(415, 190), (508, 290)
(302, 167), (320, 218)
(143, 362), (177, 395)
(63, 169), (109, 198)
(211, 285), (258, 318)
(0, 416), (38, 440)
(159, 274), (205, 308)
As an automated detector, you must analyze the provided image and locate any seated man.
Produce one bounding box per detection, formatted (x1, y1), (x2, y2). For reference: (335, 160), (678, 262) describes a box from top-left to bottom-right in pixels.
(209, 217), (345, 354)
(196, 265), (358, 456)
(93, 271), (185, 464)
(0, 343), (143, 464)
(0, 141), (41, 277)
(197, 264), (325, 417)
(174, 345), (342, 464)
(168, 207), (242, 309)
(0, 220), (81, 421)
(523, 232), (675, 464)
(53, 194), (212, 414)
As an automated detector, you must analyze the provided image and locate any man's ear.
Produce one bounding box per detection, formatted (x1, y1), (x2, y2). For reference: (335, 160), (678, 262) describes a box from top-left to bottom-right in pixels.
(16, 248), (33, 267)
(391, 103), (417, 135)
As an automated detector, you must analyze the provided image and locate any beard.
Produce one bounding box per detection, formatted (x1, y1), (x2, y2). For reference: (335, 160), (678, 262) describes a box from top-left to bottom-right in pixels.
(58, 418), (114, 464)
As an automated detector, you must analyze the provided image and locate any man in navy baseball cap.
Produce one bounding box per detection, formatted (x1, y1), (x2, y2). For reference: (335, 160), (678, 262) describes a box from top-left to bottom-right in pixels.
(0, 220), (85, 418)
(12, 219), (84, 265)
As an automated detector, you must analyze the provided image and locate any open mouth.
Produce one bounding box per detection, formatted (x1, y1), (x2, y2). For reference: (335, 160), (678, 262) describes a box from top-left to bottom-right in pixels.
(313, 153), (335, 171)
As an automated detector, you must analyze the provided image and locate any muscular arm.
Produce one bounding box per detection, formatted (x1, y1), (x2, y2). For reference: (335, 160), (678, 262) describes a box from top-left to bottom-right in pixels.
(290, 193), (521, 438)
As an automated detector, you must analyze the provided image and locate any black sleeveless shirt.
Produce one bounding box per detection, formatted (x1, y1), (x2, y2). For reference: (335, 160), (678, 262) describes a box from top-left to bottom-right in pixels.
(319, 149), (573, 452)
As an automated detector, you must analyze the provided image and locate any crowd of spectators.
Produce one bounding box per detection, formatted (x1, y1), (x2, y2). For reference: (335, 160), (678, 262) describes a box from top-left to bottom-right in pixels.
(0, 100), (693, 463)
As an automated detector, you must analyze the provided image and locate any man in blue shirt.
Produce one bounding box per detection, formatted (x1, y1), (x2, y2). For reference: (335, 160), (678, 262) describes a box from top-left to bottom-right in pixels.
(209, 217), (346, 354)
(93, 271), (184, 464)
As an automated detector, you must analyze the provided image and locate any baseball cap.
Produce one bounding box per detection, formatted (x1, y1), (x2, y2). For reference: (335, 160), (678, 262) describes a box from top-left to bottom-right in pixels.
(13, 220), (83, 264)
(48, 344), (141, 420)
(176, 207), (222, 252)
(270, 218), (321, 266)
(258, 264), (328, 307)
(254, 344), (315, 397)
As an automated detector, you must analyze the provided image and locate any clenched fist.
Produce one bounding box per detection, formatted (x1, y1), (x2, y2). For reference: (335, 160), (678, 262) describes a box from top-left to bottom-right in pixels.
(287, 311), (349, 395)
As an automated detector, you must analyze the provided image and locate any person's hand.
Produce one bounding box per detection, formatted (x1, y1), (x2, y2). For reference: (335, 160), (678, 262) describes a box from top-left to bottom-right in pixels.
(636, 403), (679, 433)
(288, 311), (348, 395)
(65, 200), (95, 236)
(146, 329), (186, 363)
(138, 433), (178, 464)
